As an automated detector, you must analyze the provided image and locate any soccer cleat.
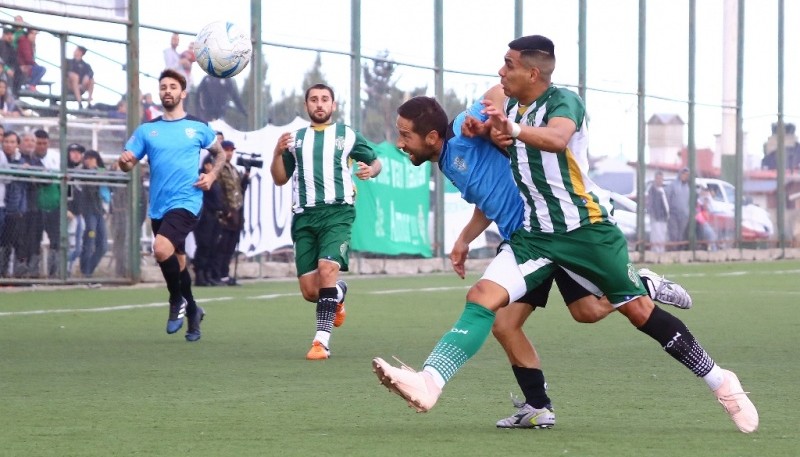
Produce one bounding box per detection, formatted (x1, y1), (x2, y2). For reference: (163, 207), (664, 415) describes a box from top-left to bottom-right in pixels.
(306, 341), (330, 360)
(496, 398), (556, 429)
(185, 306), (205, 342)
(372, 357), (441, 413)
(714, 369), (759, 433)
(166, 298), (187, 334)
(638, 268), (693, 309)
(334, 279), (348, 327)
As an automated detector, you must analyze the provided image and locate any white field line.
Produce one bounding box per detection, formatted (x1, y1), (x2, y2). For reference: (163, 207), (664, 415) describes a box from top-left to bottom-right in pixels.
(0, 287), (469, 318)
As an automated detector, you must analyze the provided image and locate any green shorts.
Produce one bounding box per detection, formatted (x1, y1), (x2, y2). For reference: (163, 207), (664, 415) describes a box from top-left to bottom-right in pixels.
(509, 221), (647, 306)
(291, 204), (355, 277)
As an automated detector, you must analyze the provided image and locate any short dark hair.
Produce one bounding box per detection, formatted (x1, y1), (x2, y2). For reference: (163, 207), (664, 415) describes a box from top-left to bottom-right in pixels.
(159, 69), (187, 91)
(4, 130), (20, 143)
(77, 45), (88, 55)
(509, 35), (555, 57)
(305, 83), (334, 102)
(34, 129), (49, 139)
(397, 96), (448, 139)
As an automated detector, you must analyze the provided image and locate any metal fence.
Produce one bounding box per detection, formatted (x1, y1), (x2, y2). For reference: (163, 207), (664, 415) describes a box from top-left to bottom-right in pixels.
(1, 0), (797, 286)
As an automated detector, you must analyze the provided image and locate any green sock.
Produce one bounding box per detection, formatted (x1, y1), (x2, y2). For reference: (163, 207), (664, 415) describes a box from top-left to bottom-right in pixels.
(422, 302), (495, 383)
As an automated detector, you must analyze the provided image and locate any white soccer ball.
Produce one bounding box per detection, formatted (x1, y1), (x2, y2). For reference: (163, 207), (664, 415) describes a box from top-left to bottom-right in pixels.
(193, 21), (252, 78)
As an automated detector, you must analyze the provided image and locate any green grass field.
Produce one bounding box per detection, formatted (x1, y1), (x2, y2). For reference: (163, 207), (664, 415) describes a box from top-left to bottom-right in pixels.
(2, 260), (799, 457)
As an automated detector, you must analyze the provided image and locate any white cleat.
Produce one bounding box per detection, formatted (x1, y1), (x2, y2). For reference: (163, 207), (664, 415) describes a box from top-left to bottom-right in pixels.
(639, 268), (693, 309)
(372, 357), (441, 413)
(714, 369), (759, 433)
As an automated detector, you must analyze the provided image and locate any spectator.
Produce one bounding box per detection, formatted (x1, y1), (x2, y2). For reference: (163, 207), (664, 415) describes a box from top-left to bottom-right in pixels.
(193, 155), (224, 286)
(0, 26), (19, 92)
(141, 93), (162, 121)
(17, 131), (38, 276)
(665, 167), (691, 250)
(696, 187), (718, 251)
(196, 75), (246, 122)
(76, 149), (108, 277)
(11, 16), (27, 47)
(645, 171), (669, 253)
(212, 140), (249, 285)
(1, 131), (28, 277)
(106, 97), (127, 119)
(18, 130), (35, 160)
(66, 143), (85, 273)
(163, 33), (181, 71)
(16, 28), (46, 90)
(0, 79), (22, 117)
(0, 130), (7, 275)
(66, 45), (94, 109)
(178, 42), (196, 88)
(29, 129), (60, 277)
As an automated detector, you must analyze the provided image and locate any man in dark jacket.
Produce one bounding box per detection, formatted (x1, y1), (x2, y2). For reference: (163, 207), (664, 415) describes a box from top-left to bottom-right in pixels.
(193, 155), (224, 286)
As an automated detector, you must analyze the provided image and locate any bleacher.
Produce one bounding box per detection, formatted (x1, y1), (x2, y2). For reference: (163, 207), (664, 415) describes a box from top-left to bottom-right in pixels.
(16, 82), (113, 119)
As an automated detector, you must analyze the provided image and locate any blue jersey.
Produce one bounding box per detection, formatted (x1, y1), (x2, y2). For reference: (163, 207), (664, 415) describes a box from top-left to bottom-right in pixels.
(440, 100), (524, 240)
(125, 115), (216, 219)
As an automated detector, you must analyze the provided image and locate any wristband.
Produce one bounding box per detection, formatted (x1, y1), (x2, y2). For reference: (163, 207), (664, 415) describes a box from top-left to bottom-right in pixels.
(507, 119), (522, 138)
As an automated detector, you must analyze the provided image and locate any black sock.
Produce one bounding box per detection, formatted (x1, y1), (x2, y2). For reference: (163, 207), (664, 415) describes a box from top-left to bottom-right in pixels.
(637, 306), (715, 377)
(180, 268), (197, 315)
(316, 287), (338, 333)
(511, 366), (551, 408)
(158, 254), (182, 303)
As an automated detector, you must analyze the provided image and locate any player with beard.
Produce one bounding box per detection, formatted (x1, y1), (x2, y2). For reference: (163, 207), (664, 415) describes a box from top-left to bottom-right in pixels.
(118, 69), (225, 342)
(271, 83), (382, 360)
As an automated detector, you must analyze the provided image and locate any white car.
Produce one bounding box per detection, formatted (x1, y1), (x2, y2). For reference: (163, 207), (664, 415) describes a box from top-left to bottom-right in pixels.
(610, 178), (774, 243)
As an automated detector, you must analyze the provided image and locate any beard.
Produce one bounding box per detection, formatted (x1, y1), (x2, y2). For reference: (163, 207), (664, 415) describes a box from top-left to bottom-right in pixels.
(309, 110), (332, 124)
(160, 95), (180, 111)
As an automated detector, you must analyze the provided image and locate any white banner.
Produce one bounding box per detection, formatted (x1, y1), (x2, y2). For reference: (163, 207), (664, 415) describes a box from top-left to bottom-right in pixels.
(210, 117), (309, 257)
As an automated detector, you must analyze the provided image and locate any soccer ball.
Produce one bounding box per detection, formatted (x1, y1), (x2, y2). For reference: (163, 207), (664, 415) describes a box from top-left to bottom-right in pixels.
(193, 21), (252, 78)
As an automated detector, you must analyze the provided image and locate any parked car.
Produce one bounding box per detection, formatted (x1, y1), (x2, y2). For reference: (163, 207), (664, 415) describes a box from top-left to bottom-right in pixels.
(609, 178), (773, 244)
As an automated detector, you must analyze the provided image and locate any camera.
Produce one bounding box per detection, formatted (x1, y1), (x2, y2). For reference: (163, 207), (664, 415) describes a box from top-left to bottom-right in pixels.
(236, 152), (264, 171)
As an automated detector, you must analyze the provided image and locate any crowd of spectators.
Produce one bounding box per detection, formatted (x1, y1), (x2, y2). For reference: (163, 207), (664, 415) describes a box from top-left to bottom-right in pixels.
(0, 128), (117, 279)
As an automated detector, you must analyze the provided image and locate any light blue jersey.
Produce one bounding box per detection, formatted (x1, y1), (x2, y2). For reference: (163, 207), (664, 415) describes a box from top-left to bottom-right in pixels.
(125, 115), (216, 219)
(441, 100), (524, 240)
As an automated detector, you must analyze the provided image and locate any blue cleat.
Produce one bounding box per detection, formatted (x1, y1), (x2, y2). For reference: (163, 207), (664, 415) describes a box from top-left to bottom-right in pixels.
(166, 298), (187, 334)
(185, 306), (205, 342)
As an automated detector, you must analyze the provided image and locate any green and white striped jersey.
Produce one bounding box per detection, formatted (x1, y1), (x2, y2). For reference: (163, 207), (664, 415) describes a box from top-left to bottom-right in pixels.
(282, 122), (376, 213)
(505, 86), (613, 233)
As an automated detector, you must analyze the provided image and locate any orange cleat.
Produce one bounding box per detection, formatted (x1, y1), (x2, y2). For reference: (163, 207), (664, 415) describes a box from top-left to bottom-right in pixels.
(306, 341), (330, 360)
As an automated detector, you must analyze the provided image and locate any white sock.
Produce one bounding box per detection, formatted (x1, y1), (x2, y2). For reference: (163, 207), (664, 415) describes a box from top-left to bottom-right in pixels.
(423, 366), (446, 389)
(703, 364), (725, 391)
(335, 283), (344, 302)
(314, 331), (331, 349)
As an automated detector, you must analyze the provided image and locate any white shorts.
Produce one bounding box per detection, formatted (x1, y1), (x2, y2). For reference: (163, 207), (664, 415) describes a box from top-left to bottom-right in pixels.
(480, 243), (529, 303)
(481, 243), (603, 305)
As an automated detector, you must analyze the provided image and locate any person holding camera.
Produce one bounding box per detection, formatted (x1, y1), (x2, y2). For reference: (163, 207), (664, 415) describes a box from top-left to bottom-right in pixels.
(212, 140), (250, 286)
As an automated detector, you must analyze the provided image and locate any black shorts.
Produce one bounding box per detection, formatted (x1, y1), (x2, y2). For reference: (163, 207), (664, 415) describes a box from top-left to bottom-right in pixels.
(151, 208), (199, 254)
(517, 268), (594, 308)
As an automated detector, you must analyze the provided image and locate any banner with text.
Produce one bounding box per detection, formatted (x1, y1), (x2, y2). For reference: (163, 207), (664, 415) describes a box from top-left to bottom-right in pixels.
(351, 142), (432, 257)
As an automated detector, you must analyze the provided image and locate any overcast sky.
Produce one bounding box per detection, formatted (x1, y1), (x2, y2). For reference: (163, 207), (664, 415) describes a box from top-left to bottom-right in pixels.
(3, 0), (797, 166)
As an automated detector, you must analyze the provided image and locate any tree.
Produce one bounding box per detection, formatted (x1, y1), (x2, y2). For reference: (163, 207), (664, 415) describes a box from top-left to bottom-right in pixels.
(265, 53), (342, 126)
(360, 51), (426, 144)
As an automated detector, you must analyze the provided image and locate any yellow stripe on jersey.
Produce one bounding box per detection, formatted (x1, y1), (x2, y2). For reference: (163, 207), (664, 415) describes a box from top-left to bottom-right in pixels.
(565, 147), (604, 223)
